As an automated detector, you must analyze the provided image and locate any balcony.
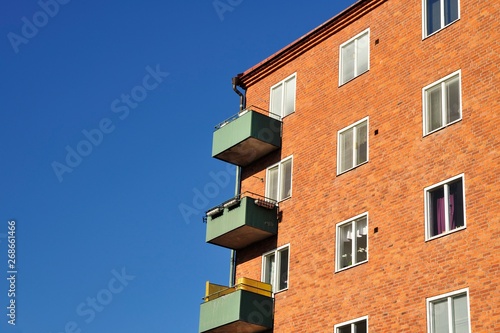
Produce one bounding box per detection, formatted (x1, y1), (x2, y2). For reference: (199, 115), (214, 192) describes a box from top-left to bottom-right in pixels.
(205, 193), (278, 250)
(199, 278), (274, 333)
(212, 108), (282, 166)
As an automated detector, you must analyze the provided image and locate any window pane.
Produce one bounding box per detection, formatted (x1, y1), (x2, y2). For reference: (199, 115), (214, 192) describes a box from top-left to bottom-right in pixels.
(453, 294), (469, 333)
(432, 299), (450, 333)
(271, 84), (283, 118)
(357, 33), (369, 75)
(342, 41), (355, 83)
(427, 85), (443, 133)
(263, 253), (275, 287)
(267, 166), (279, 201)
(429, 187), (445, 236)
(340, 128), (354, 172)
(448, 179), (464, 230)
(354, 320), (367, 333)
(337, 325), (352, 333)
(283, 76), (296, 117)
(446, 77), (460, 124)
(356, 122), (368, 165)
(355, 218), (368, 264)
(444, 0), (459, 25)
(427, 0), (441, 35)
(278, 248), (289, 290)
(339, 223), (353, 268)
(280, 159), (292, 200)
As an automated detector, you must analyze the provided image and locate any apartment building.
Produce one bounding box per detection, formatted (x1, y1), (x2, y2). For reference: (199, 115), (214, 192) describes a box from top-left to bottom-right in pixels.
(199, 0), (500, 332)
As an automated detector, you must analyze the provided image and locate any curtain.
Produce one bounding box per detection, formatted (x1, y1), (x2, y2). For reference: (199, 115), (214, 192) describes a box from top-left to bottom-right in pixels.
(436, 194), (446, 235)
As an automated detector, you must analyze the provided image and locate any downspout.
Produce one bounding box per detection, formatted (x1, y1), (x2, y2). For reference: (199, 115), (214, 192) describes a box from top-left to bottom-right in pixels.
(229, 75), (246, 287)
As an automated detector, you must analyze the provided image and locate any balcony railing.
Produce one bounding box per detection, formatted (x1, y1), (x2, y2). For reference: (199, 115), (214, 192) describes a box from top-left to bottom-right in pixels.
(212, 107), (282, 166)
(205, 193), (278, 250)
(199, 278), (274, 333)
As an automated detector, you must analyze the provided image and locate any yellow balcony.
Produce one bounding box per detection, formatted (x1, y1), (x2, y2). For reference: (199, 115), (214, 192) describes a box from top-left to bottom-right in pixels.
(199, 278), (274, 333)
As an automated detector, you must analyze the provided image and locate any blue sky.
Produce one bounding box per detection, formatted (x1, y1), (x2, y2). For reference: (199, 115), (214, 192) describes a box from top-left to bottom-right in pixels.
(0, 1), (356, 331)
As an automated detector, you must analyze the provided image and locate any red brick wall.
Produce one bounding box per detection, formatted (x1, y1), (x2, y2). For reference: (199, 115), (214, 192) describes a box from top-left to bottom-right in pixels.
(235, 0), (500, 331)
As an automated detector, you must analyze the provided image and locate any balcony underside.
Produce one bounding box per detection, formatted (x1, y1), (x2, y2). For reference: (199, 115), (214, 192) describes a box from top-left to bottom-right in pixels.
(208, 224), (275, 250)
(214, 137), (279, 167)
(203, 321), (270, 333)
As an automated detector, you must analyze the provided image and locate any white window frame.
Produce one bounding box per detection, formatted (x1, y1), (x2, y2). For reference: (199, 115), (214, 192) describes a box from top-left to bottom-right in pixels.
(269, 73), (297, 119)
(422, 0), (460, 38)
(334, 316), (369, 333)
(261, 244), (290, 293)
(336, 212), (369, 272)
(422, 70), (462, 136)
(339, 28), (370, 86)
(424, 174), (466, 241)
(337, 117), (369, 175)
(426, 288), (471, 333)
(265, 156), (293, 202)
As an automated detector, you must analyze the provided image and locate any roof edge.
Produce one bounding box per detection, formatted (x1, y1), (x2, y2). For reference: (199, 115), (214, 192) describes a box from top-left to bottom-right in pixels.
(238, 0), (387, 88)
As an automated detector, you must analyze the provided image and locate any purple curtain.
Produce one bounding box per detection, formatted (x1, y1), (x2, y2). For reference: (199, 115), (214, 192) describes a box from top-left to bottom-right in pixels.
(436, 197), (445, 234)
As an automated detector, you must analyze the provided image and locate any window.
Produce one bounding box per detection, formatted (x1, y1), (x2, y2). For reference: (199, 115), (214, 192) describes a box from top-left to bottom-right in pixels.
(266, 156), (292, 202)
(337, 118), (368, 174)
(262, 245), (289, 293)
(339, 29), (369, 85)
(423, 71), (461, 135)
(336, 213), (368, 271)
(334, 316), (368, 333)
(425, 174), (465, 240)
(427, 289), (470, 333)
(423, 0), (459, 37)
(270, 73), (296, 119)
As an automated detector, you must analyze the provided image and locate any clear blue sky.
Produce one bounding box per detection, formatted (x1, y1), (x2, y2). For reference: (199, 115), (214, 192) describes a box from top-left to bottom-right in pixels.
(0, 1), (356, 331)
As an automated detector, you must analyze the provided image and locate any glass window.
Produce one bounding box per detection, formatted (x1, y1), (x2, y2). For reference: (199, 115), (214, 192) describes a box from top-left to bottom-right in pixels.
(266, 156), (293, 202)
(262, 245), (289, 292)
(335, 317), (368, 333)
(338, 118), (368, 174)
(425, 174), (466, 240)
(424, 0), (459, 37)
(270, 74), (296, 119)
(427, 289), (470, 333)
(336, 214), (368, 271)
(339, 29), (370, 85)
(423, 71), (461, 135)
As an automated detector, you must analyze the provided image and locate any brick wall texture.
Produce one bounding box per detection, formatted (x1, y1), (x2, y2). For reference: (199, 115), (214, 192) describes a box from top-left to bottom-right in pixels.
(234, 0), (500, 332)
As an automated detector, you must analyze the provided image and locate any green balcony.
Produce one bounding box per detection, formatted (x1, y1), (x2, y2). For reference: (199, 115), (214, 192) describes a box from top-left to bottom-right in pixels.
(212, 109), (282, 166)
(199, 278), (274, 333)
(205, 194), (278, 250)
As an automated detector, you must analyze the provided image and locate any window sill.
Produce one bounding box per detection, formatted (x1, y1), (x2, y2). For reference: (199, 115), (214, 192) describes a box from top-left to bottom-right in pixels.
(335, 260), (368, 273)
(422, 18), (460, 40)
(425, 226), (466, 242)
(423, 119), (462, 137)
(277, 196), (292, 204)
(273, 288), (288, 296)
(337, 160), (369, 176)
(338, 69), (370, 87)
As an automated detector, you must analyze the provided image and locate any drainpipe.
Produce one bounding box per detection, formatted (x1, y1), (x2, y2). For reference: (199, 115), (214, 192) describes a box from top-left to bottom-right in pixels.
(229, 75), (246, 286)
(232, 75), (246, 113)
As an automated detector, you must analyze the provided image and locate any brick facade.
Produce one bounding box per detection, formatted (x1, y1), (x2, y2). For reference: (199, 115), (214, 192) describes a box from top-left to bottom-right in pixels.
(231, 0), (500, 331)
